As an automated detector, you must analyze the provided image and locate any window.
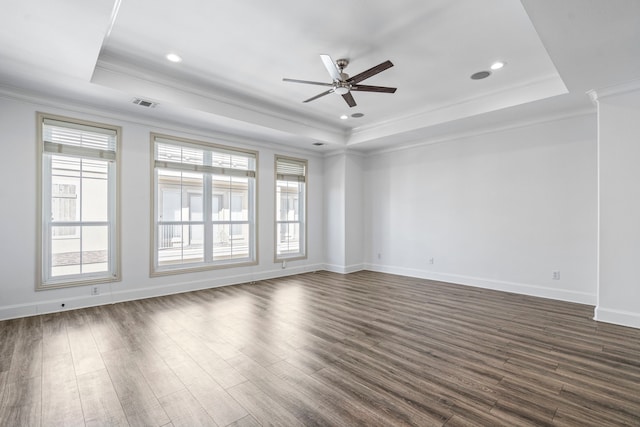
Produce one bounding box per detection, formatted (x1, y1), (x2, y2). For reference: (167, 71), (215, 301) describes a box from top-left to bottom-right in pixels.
(37, 113), (120, 289)
(152, 134), (257, 274)
(275, 155), (307, 260)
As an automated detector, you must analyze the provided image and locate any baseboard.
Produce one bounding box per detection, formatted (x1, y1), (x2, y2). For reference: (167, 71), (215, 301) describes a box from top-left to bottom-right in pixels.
(594, 306), (640, 329)
(0, 263), (324, 321)
(363, 263), (597, 305)
(0, 262), (600, 321)
(323, 263), (365, 274)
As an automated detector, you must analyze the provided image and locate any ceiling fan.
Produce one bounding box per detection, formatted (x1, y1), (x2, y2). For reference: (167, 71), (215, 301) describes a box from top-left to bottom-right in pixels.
(283, 54), (397, 108)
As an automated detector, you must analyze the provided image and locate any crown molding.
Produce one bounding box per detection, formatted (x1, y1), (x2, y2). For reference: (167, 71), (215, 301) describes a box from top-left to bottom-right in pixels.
(93, 59), (348, 145)
(364, 105), (595, 157)
(348, 73), (568, 147)
(0, 85), (326, 158)
(587, 78), (640, 103)
(321, 147), (370, 158)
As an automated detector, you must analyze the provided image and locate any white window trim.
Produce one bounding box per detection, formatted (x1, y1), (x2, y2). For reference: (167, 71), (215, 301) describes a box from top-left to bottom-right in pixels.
(150, 133), (258, 276)
(36, 112), (121, 290)
(274, 155), (307, 262)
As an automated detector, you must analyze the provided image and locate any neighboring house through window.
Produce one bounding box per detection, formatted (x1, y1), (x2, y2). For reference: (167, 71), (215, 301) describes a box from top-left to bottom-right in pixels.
(275, 155), (307, 261)
(152, 133), (257, 274)
(38, 113), (121, 289)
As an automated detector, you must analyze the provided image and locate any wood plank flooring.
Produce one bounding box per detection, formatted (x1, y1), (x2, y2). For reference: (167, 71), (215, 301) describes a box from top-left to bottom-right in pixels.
(1, 270), (639, 426)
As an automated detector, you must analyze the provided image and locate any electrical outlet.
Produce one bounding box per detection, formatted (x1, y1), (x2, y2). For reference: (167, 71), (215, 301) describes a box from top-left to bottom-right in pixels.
(552, 271), (560, 280)
(428, 257), (434, 265)
(91, 286), (100, 296)
(377, 253), (382, 260)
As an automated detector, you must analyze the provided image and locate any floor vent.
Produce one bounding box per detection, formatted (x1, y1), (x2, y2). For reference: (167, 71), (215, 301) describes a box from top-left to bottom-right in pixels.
(132, 98), (157, 108)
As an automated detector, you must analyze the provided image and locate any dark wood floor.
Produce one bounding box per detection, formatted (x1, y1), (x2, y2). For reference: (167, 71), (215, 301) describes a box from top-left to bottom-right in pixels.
(1, 271), (639, 426)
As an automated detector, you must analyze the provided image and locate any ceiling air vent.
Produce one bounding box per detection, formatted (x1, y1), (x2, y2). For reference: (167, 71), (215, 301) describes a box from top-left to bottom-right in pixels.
(132, 98), (157, 108)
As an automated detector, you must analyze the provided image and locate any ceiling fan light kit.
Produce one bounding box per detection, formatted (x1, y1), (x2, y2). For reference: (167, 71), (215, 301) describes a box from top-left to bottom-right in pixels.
(334, 86), (349, 95)
(283, 54), (397, 108)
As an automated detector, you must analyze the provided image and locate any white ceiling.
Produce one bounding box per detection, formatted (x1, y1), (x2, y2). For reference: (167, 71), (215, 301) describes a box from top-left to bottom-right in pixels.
(1, 0), (639, 153)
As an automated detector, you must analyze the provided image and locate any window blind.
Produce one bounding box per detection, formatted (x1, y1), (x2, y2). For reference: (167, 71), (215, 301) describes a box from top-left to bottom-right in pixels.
(43, 118), (117, 160)
(155, 137), (256, 178)
(276, 157), (306, 182)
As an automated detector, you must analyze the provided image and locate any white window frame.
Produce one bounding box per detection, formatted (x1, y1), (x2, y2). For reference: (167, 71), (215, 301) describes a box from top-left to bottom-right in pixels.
(151, 133), (258, 275)
(275, 155), (307, 261)
(37, 113), (121, 290)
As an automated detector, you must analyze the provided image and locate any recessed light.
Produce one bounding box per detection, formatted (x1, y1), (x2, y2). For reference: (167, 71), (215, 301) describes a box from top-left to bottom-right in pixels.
(166, 53), (182, 63)
(340, 114), (348, 120)
(351, 113), (364, 118)
(490, 61), (505, 70)
(470, 70), (491, 80)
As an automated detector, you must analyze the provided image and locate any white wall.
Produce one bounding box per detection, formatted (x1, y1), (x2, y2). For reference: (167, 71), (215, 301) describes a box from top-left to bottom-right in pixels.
(345, 153), (364, 269)
(0, 93), (612, 323)
(0, 95), (324, 320)
(364, 114), (598, 304)
(323, 152), (365, 273)
(596, 88), (640, 328)
(323, 153), (346, 270)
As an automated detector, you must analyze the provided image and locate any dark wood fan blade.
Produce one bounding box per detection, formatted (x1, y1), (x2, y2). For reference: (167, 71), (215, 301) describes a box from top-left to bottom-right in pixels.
(283, 78), (333, 87)
(303, 89), (333, 103)
(342, 92), (357, 107)
(351, 84), (397, 93)
(320, 54), (342, 81)
(347, 60), (394, 84)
